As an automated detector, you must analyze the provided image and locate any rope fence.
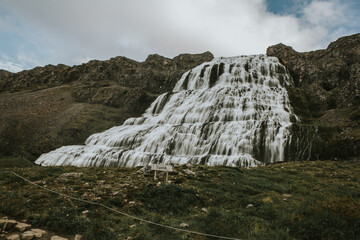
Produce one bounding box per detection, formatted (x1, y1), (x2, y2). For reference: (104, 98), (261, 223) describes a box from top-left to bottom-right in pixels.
(0, 170), (242, 240)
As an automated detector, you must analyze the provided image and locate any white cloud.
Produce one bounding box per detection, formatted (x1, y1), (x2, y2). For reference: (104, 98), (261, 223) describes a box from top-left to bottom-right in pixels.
(303, 0), (345, 26)
(0, 0), (359, 72)
(0, 54), (24, 72)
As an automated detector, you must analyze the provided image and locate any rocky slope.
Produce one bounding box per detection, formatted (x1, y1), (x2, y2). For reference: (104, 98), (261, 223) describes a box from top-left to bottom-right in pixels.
(1, 33), (360, 165)
(0, 52), (213, 165)
(267, 33), (360, 160)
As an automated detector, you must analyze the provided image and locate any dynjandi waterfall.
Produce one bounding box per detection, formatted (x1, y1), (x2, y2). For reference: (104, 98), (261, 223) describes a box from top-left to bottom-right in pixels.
(35, 55), (298, 168)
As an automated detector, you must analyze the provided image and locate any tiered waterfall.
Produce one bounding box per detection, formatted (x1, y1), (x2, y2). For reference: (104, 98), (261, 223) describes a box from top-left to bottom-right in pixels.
(35, 55), (298, 167)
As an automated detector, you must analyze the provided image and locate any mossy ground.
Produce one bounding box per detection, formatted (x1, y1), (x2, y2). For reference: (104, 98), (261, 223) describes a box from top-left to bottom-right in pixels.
(1, 160), (359, 240)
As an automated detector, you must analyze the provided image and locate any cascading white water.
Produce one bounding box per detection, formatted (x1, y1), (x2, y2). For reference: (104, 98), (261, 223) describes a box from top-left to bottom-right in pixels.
(35, 55), (297, 168)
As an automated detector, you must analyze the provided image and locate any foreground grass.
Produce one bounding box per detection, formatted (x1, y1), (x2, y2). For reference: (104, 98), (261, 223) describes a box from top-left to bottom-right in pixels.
(0, 160), (359, 240)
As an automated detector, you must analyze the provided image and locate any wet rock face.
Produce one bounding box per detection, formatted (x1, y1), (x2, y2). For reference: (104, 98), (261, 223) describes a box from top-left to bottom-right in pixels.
(0, 51), (214, 94)
(267, 33), (360, 110)
(267, 33), (360, 160)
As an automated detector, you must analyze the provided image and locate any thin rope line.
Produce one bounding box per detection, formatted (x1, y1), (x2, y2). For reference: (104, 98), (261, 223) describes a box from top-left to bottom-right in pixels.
(0, 170), (242, 240)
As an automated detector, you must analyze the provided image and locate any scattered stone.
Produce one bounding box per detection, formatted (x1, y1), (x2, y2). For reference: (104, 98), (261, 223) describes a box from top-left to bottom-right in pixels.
(130, 224), (136, 229)
(6, 234), (20, 240)
(246, 204), (254, 209)
(51, 236), (68, 240)
(21, 231), (35, 240)
(82, 210), (89, 214)
(112, 191), (119, 196)
(58, 172), (83, 179)
(2, 220), (17, 231)
(74, 234), (82, 240)
(201, 208), (208, 213)
(31, 229), (46, 238)
(0, 219), (6, 229)
(282, 194), (292, 198)
(283, 198), (288, 202)
(15, 222), (31, 232)
(128, 201), (136, 205)
(183, 169), (196, 175)
(180, 223), (189, 228)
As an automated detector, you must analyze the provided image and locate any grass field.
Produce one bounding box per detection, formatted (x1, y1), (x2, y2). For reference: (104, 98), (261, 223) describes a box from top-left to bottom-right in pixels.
(1, 160), (359, 240)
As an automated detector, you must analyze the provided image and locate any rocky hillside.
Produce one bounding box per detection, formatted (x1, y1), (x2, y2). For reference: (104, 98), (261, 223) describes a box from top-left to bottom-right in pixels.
(0, 52), (213, 165)
(267, 33), (360, 160)
(1, 33), (360, 166)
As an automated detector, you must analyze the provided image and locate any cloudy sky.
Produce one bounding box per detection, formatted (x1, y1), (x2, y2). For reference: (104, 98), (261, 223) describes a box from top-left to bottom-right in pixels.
(0, 0), (359, 72)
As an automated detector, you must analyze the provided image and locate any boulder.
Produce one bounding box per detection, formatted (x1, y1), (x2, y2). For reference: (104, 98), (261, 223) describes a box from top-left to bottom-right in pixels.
(21, 231), (35, 240)
(6, 234), (20, 240)
(51, 236), (68, 240)
(2, 220), (17, 231)
(30, 229), (47, 238)
(15, 222), (31, 232)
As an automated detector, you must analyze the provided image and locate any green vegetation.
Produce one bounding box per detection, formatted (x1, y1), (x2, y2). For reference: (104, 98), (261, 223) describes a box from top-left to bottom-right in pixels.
(0, 155), (33, 168)
(0, 160), (359, 239)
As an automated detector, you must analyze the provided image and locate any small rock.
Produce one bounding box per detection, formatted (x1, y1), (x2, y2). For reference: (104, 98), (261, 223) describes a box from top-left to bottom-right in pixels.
(51, 236), (68, 240)
(74, 234), (82, 240)
(283, 198), (288, 202)
(31, 229), (46, 238)
(246, 204), (254, 209)
(282, 194), (292, 198)
(21, 231), (35, 240)
(0, 219), (6, 228)
(6, 234), (20, 240)
(183, 169), (196, 175)
(128, 201), (136, 205)
(15, 222), (31, 232)
(180, 223), (189, 228)
(3, 220), (17, 231)
(201, 208), (208, 213)
(130, 224), (136, 228)
(58, 172), (83, 179)
(82, 210), (89, 214)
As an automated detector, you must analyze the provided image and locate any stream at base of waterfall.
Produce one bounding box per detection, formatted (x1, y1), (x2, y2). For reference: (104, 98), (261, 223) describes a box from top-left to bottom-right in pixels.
(35, 55), (298, 168)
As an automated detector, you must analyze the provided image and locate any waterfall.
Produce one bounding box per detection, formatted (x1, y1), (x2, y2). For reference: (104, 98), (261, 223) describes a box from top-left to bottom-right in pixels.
(35, 55), (297, 168)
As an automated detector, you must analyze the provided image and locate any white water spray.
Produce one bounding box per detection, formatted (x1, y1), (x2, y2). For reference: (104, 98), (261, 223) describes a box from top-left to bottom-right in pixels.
(36, 55), (297, 167)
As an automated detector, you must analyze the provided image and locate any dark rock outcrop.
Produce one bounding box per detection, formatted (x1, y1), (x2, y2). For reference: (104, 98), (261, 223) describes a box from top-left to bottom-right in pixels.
(267, 33), (360, 160)
(0, 52), (214, 94)
(0, 52), (213, 164)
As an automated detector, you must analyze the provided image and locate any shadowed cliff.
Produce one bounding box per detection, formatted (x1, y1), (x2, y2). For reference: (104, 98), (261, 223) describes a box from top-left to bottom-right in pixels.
(267, 33), (360, 160)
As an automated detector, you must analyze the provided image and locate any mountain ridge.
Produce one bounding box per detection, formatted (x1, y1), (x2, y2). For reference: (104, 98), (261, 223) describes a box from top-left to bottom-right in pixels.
(1, 34), (360, 166)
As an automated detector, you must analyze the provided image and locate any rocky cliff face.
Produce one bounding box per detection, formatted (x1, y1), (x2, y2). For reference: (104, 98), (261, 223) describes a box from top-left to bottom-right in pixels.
(267, 33), (360, 159)
(0, 52), (213, 165)
(1, 33), (360, 166)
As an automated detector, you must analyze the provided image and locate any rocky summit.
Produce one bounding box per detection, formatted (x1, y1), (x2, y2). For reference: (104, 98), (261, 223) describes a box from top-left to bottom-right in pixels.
(267, 33), (360, 160)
